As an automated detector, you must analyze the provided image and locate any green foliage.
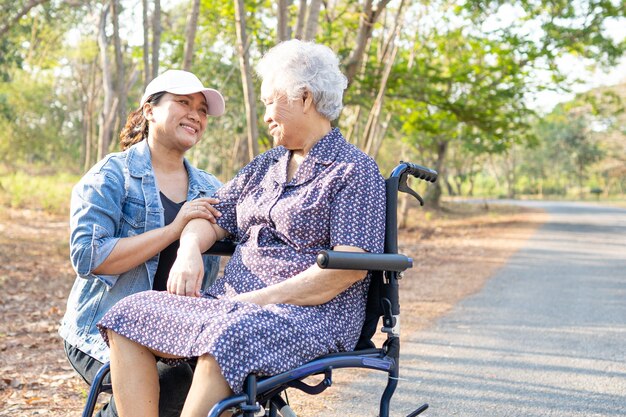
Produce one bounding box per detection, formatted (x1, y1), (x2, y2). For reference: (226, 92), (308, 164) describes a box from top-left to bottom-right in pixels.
(512, 96), (616, 197)
(0, 172), (79, 214)
(460, 0), (626, 65)
(392, 26), (537, 156)
(0, 32), (25, 82)
(0, 0), (624, 208)
(0, 69), (82, 168)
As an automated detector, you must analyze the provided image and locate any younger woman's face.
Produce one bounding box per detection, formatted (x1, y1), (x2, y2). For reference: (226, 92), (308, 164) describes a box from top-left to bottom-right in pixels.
(145, 92), (209, 151)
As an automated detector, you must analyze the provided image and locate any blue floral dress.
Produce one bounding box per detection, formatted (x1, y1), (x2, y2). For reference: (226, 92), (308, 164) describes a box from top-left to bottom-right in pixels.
(98, 128), (386, 393)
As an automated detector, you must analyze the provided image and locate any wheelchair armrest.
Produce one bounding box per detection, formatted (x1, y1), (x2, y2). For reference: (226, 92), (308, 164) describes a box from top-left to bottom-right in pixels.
(316, 250), (412, 272)
(203, 240), (238, 256)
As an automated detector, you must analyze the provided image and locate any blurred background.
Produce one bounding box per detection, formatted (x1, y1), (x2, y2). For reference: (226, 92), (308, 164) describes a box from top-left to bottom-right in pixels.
(0, 0), (624, 216)
(0, 2), (624, 414)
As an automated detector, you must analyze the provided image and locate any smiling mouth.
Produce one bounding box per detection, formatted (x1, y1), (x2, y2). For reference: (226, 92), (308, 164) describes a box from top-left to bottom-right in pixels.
(180, 123), (198, 134)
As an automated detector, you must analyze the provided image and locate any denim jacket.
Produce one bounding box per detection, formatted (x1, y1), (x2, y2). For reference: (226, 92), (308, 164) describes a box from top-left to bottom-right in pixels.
(59, 140), (221, 363)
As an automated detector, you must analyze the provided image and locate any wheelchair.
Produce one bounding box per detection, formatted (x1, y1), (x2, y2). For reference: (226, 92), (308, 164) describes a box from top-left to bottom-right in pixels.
(82, 161), (437, 417)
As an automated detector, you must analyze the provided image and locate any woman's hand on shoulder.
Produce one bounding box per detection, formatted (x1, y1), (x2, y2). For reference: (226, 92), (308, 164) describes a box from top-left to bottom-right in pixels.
(167, 243), (205, 297)
(169, 197), (222, 237)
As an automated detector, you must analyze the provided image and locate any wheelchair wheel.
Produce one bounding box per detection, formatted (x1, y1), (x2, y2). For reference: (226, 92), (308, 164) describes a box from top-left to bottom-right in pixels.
(268, 394), (297, 417)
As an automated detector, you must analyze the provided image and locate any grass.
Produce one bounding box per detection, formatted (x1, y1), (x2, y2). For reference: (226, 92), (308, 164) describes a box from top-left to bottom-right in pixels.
(1, 171), (622, 218)
(0, 172), (79, 215)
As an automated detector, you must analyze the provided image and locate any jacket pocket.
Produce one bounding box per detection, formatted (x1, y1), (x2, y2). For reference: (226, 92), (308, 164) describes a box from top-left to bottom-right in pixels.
(120, 197), (146, 230)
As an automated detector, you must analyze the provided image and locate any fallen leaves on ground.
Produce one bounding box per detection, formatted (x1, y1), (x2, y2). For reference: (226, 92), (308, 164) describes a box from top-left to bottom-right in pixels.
(0, 203), (546, 416)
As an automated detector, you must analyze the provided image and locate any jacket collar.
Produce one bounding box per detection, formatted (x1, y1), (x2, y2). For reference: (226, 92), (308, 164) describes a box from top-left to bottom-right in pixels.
(126, 140), (153, 178)
(185, 158), (214, 196)
(125, 140), (213, 195)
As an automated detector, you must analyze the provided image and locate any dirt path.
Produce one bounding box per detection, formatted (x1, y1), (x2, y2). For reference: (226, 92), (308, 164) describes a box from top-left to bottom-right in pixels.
(0, 209), (84, 416)
(0, 203), (546, 416)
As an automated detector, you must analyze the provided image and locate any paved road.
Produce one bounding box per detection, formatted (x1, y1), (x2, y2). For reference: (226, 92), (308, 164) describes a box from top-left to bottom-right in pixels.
(343, 201), (626, 417)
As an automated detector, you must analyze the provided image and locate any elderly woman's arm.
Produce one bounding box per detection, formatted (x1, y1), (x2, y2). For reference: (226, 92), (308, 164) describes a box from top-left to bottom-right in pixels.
(232, 245), (367, 306)
(167, 218), (230, 297)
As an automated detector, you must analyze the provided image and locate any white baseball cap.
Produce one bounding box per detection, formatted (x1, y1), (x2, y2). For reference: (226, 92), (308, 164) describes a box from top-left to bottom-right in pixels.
(140, 70), (225, 116)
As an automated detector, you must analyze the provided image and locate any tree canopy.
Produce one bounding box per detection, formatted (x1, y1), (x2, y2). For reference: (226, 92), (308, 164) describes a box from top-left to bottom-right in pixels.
(0, 0), (624, 202)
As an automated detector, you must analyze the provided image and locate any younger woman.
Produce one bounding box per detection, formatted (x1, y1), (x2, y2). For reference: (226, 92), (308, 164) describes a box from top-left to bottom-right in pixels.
(59, 70), (225, 417)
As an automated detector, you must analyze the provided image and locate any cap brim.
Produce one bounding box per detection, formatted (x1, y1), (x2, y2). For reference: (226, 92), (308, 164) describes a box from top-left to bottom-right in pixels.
(202, 89), (225, 116)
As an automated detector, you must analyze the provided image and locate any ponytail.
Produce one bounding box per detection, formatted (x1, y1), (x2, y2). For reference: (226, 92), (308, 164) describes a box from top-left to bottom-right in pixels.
(119, 108), (147, 150)
(119, 92), (167, 150)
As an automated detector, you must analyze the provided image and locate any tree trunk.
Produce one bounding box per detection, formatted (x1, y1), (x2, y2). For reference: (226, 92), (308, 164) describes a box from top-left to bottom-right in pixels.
(124, 67), (139, 102)
(453, 176), (462, 196)
(378, 0), (405, 70)
(468, 175), (476, 196)
(82, 92), (92, 171)
(303, 0), (322, 41)
(425, 139), (448, 209)
(234, 0), (259, 162)
(183, 0), (200, 70)
(505, 148), (516, 198)
(344, 105), (361, 145)
(578, 158), (585, 199)
(445, 177), (455, 196)
(294, 0), (307, 39)
(277, 0), (292, 42)
(362, 0), (405, 155)
(142, 0), (150, 88)
(82, 56), (100, 171)
(343, 0), (391, 87)
(110, 0), (125, 137)
(97, 5), (117, 161)
(362, 40), (398, 156)
(79, 61), (89, 171)
(370, 112), (391, 159)
(229, 133), (247, 175)
(151, 0), (161, 78)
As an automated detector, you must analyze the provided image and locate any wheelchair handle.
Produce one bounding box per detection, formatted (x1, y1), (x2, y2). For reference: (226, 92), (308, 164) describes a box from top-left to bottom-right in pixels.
(389, 161), (438, 207)
(316, 250), (413, 272)
(392, 161), (438, 183)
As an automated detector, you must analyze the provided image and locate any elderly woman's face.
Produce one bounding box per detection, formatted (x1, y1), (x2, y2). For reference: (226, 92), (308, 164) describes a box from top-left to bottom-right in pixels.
(260, 82), (307, 149)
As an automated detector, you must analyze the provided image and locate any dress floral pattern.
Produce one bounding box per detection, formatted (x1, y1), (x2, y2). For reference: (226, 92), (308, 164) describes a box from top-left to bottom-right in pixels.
(98, 128), (386, 393)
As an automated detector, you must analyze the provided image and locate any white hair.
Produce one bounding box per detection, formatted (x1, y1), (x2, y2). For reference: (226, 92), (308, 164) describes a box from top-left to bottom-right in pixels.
(256, 40), (348, 121)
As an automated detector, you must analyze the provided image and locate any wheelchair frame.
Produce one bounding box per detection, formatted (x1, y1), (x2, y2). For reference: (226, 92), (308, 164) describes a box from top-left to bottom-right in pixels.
(82, 161), (437, 417)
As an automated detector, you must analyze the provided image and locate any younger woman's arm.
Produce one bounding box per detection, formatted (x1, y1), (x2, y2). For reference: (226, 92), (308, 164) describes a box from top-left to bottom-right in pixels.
(92, 198), (221, 275)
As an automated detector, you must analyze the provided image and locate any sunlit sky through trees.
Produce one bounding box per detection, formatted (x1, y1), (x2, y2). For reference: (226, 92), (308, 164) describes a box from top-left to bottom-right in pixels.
(62, 0), (625, 115)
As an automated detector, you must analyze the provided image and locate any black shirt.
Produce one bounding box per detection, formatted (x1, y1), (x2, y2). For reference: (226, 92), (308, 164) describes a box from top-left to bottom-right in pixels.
(152, 192), (185, 291)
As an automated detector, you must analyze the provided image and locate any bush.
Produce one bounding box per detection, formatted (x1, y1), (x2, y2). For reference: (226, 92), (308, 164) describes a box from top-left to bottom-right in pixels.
(0, 172), (78, 215)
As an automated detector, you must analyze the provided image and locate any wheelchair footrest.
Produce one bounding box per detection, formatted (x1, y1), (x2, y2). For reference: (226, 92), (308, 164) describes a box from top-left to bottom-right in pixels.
(407, 403), (429, 417)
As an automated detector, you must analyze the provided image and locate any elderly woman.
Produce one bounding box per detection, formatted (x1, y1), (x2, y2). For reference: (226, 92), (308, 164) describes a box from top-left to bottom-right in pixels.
(98, 40), (386, 417)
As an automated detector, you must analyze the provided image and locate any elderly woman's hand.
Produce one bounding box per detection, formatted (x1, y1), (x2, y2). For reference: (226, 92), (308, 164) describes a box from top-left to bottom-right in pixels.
(167, 243), (205, 297)
(169, 197), (221, 237)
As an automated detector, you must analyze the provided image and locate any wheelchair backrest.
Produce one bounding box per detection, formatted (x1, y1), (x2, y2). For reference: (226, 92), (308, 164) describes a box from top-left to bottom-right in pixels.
(356, 162), (437, 349)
